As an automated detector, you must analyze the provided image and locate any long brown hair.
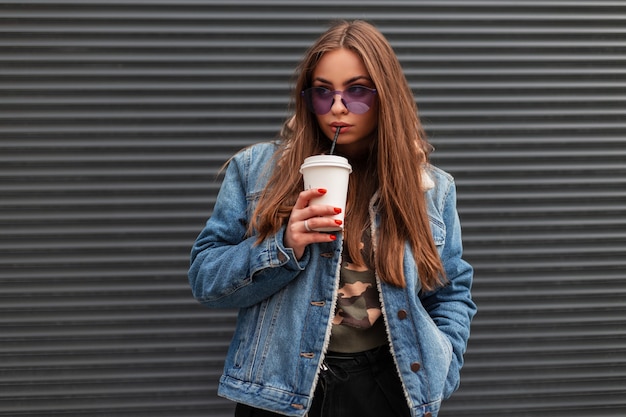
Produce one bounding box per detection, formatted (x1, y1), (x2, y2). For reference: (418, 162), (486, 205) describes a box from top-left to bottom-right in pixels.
(250, 20), (445, 290)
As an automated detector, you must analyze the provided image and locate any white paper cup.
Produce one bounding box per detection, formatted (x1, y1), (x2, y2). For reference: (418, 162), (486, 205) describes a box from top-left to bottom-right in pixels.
(300, 155), (352, 232)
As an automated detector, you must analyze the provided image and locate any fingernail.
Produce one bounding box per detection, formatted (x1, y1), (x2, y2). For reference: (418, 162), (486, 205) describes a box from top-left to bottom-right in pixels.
(329, 234), (337, 241)
(334, 207), (342, 214)
(318, 188), (327, 194)
(335, 220), (343, 225)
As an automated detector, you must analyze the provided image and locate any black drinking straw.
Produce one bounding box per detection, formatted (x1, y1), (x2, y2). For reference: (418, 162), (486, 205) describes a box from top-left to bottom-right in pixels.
(329, 126), (341, 155)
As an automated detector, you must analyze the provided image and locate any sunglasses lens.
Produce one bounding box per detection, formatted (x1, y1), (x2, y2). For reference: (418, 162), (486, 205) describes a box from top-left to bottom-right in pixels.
(302, 87), (376, 115)
(344, 86), (375, 114)
(345, 101), (370, 114)
(307, 87), (333, 114)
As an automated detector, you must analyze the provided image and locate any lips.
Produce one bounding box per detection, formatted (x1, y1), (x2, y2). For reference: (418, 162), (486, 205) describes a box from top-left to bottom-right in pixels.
(331, 123), (351, 133)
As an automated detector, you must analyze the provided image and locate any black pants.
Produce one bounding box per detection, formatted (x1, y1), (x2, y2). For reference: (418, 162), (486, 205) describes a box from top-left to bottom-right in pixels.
(235, 346), (411, 417)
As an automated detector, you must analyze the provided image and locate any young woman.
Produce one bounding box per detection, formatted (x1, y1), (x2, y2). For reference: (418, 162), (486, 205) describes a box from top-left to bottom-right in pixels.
(189, 20), (476, 417)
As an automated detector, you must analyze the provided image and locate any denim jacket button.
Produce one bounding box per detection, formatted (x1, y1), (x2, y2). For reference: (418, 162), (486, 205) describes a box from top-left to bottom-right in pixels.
(397, 309), (408, 319)
(424, 412), (432, 417)
(410, 362), (421, 372)
(320, 252), (333, 258)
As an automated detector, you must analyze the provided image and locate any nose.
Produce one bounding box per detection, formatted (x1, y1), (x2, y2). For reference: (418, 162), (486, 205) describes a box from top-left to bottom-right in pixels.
(330, 93), (348, 114)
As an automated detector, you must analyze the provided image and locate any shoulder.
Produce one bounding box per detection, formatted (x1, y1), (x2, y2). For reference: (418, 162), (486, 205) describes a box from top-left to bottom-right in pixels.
(228, 141), (280, 173)
(425, 164), (454, 188)
(232, 141), (280, 164)
(423, 164), (457, 210)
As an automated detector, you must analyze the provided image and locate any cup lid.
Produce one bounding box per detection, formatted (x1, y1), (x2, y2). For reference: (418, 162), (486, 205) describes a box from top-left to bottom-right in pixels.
(300, 155), (352, 172)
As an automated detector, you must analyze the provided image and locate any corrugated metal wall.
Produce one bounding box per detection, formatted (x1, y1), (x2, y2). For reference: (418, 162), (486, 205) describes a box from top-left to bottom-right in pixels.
(1, 1), (625, 416)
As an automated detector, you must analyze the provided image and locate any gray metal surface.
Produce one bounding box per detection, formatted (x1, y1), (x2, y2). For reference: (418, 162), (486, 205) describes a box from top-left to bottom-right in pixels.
(1, 1), (625, 416)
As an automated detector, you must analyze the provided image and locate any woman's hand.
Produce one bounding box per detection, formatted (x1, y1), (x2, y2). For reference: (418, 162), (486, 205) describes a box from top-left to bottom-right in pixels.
(284, 188), (343, 260)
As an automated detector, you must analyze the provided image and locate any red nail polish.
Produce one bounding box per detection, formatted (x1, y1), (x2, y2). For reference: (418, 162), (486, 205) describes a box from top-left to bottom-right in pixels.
(318, 188), (327, 194)
(335, 220), (343, 225)
(334, 207), (342, 214)
(329, 234), (337, 241)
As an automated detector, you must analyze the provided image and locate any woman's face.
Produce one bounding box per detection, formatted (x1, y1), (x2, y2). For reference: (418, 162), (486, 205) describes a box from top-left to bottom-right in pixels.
(310, 48), (378, 158)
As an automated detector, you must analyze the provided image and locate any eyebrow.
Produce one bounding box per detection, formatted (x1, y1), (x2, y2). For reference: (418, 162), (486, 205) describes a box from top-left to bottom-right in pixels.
(313, 75), (372, 86)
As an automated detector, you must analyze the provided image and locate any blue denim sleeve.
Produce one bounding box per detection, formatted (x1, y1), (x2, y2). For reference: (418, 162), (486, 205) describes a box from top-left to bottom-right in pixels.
(420, 179), (477, 399)
(188, 146), (307, 309)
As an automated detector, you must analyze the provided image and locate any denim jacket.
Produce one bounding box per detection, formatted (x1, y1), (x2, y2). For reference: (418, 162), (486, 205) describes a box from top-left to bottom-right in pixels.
(189, 142), (476, 417)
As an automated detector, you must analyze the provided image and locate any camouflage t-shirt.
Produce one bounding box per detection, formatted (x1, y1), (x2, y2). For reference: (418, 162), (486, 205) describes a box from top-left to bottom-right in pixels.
(327, 231), (388, 353)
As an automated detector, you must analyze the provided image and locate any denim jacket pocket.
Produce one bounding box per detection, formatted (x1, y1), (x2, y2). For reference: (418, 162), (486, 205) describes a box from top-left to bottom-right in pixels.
(428, 216), (446, 255)
(245, 190), (262, 224)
